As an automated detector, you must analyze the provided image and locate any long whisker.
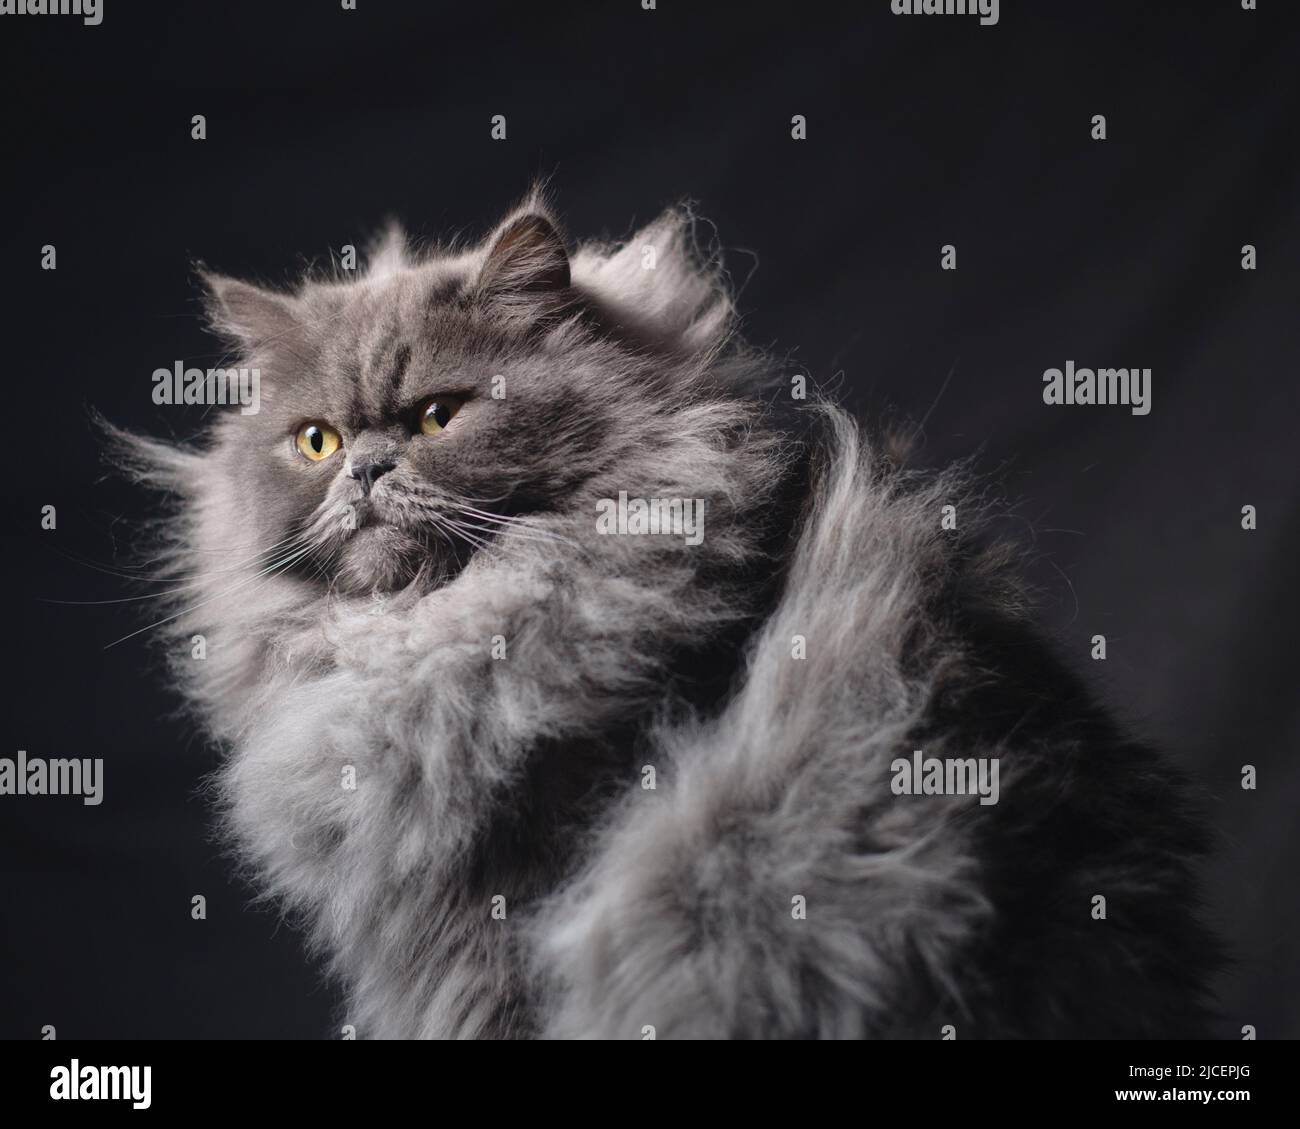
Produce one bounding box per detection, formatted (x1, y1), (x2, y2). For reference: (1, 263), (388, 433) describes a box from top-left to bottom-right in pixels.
(423, 515), (464, 555)
(102, 542), (318, 650)
(445, 503), (576, 548)
(46, 532), (319, 604)
(51, 529), (316, 590)
(434, 515), (496, 555)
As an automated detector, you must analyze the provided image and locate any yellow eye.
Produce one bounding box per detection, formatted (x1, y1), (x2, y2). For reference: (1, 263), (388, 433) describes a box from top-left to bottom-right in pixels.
(419, 397), (462, 435)
(295, 422), (342, 461)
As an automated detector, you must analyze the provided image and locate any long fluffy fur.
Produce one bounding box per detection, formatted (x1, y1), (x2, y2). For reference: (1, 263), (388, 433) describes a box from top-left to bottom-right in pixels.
(113, 195), (1218, 1038)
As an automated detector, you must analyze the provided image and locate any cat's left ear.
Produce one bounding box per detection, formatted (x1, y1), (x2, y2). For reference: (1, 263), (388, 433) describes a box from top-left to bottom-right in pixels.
(476, 211), (571, 311)
(199, 271), (300, 352)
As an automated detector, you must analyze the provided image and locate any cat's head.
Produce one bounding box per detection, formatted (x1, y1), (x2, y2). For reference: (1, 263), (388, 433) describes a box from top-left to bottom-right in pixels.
(192, 194), (743, 594)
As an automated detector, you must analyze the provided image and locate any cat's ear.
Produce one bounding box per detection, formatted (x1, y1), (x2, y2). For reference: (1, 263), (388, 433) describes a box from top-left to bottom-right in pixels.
(476, 211), (571, 309)
(577, 206), (734, 354)
(366, 220), (407, 281)
(199, 271), (300, 352)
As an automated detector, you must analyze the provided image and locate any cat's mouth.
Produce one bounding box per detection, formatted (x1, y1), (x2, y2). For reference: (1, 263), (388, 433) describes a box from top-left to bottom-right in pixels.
(331, 497), (478, 594)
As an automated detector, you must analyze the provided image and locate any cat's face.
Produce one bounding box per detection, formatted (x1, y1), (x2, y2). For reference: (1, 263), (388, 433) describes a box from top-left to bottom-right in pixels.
(203, 211), (633, 594)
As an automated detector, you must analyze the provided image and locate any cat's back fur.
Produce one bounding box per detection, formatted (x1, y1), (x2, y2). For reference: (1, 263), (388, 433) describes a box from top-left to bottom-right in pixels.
(118, 195), (1218, 1038)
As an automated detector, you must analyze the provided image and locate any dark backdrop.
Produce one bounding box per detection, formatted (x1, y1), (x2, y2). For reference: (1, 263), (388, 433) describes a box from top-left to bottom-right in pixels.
(1, 1), (1296, 1039)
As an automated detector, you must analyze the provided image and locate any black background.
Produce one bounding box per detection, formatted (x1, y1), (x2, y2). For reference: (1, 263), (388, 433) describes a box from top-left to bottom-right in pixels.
(0, 0), (1296, 1039)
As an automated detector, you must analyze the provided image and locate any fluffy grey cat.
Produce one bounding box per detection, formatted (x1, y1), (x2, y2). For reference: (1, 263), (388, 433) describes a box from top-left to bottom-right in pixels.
(118, 192), (1218, 1039)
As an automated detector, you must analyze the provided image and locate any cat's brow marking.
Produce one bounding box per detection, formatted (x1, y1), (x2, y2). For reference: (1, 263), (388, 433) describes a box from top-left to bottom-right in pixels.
(388, 343), (412, 389)
(351, 336), (411, 422)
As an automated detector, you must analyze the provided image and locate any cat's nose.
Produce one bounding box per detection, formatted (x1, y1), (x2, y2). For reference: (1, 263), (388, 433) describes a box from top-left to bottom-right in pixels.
(349, 459), (396, 497)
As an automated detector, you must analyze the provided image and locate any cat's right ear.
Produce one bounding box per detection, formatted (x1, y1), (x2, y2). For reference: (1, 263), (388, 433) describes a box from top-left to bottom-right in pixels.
(198, 271), (300, 352)
(475, 211), (571, 319)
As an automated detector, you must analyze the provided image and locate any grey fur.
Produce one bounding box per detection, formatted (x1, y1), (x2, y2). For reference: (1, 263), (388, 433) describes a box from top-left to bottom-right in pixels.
(115, 192), (1218, 1038)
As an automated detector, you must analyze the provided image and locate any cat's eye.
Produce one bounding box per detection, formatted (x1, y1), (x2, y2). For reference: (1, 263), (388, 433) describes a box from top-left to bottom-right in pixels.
(419, 397), (462, 436)
(295, 422), (342, 461)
